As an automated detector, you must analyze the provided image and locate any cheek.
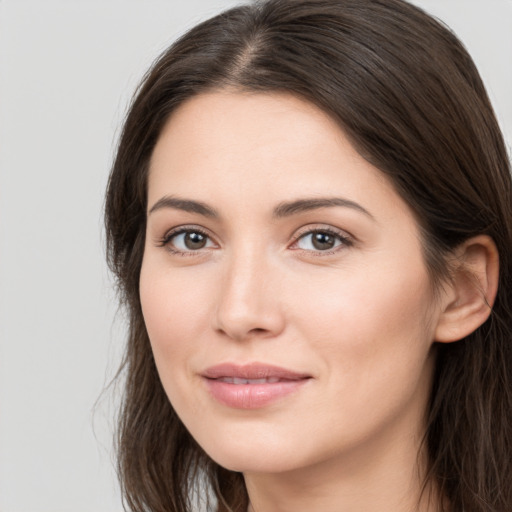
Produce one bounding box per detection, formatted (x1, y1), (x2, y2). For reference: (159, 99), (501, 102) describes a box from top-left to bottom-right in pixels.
(291, 260), (436, 384)
(296, 258), (432, 327)
(139, 260), (216, 419)
(283, 264), (437, 449)
(139, 260), (212, 361)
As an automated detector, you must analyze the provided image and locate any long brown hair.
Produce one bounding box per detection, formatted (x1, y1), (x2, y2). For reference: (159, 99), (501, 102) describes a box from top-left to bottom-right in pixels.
(104, 1), (512, 510)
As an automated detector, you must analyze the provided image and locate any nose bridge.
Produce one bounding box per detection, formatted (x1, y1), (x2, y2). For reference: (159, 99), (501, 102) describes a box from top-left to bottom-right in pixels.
(214, 240), (283, 340)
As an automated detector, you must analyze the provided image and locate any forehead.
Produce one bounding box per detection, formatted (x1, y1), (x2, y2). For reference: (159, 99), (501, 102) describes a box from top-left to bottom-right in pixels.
(150, 90), (347, 178)
(147, 91), (408, 225)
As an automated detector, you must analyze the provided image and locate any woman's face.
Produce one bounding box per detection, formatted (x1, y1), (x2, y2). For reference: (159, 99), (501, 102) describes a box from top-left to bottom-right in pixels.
(140, 91), (442, 475)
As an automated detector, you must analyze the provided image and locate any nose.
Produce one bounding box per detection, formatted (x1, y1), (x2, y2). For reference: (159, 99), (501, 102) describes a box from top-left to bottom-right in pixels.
(213, 249), (286, 342)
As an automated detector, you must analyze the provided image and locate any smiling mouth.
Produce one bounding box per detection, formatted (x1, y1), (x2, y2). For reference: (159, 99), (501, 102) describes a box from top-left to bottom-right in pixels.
(202, 362), (310, 380)
(202, 363), (311, 409)
(215, 377), (283, 384)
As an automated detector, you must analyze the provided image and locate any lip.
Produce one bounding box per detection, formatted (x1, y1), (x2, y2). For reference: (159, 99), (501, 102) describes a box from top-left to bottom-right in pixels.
(201, 362), (311, 409)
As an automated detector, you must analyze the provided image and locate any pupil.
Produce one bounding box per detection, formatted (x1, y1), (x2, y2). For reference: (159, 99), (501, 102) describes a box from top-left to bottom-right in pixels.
(185, 232), (207, 250)
(312, 232), (335, 250)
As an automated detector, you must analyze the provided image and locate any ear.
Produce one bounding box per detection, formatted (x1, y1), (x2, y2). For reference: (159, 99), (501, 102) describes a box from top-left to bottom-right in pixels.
(435, 235), (499, 343)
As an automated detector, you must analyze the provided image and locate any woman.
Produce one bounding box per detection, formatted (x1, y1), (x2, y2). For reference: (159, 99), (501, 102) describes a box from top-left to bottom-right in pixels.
(104, 0), (512, 511)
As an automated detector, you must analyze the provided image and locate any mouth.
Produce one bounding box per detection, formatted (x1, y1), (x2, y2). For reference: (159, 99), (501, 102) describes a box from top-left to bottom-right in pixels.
(201, 362), (311, 409)
(214, 377), (284, 384)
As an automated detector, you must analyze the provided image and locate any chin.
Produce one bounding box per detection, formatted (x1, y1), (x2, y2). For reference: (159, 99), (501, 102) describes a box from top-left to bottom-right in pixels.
(207, 448), (301, 474)
(188, 422), (318, 475)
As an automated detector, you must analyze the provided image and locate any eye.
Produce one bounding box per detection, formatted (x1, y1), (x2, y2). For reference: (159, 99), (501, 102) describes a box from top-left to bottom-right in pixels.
(160, 228), (216, 254)
(292, 228), (352, 252)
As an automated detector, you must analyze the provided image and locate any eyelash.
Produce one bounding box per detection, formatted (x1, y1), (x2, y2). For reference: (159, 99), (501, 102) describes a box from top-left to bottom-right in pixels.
(290, 227), (353, 255)
(157, 225), (353, 257)
(157, 226), (214, 256)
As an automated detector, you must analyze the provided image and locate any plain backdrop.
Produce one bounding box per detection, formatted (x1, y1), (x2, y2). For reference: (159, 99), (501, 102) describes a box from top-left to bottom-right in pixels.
(0, 1), (510, 511)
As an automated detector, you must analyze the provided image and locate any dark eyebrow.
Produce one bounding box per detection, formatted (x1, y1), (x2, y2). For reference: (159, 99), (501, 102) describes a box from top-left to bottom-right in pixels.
(148, 196), (219, 218)
(273, 197), (374, 219)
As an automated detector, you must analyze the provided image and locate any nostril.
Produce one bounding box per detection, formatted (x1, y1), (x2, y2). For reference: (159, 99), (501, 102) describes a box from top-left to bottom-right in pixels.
(250, 328), (268, 334)
(215, 325), (275, 342)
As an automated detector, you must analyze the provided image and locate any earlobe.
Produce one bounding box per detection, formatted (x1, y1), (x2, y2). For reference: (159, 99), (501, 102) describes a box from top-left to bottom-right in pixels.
(435, 235), (499, 343)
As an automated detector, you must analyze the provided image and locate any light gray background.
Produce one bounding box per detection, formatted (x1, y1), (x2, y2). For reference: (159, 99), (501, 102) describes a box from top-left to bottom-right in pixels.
(0, 1), (510, 511)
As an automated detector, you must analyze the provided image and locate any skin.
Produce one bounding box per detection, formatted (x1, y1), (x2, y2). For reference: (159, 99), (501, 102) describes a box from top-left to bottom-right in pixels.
(140, 91), (453, 512)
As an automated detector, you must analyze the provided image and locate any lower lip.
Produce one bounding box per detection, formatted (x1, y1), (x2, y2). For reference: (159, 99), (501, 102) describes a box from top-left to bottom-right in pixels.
(204, 378), (309, 409)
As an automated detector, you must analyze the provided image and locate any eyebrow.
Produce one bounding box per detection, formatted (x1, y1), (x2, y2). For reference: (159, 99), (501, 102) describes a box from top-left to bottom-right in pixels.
(148, 195), (373, 220)
(272, 197), (374, 219)
(148, 196), (219, 217)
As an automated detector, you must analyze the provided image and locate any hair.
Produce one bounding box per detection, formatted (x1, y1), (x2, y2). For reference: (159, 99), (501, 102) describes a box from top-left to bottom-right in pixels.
(104, 0), (512, 511)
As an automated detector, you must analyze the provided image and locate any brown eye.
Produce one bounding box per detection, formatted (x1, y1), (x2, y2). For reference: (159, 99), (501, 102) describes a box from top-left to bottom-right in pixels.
(184, 231), (207, 250)
(311, 232), (336, 250)
(166, 229), (215, 252)
(294, 229), (351, 252)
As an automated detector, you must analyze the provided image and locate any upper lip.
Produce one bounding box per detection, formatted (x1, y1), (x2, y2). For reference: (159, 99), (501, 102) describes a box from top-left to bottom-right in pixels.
(202, 362), (311, 380)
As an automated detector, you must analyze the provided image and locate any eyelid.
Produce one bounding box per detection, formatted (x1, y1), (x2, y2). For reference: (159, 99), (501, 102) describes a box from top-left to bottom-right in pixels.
(289, 224), (354, 253)
(155, 223), (353, 256)
(156, 224), (219, 254)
